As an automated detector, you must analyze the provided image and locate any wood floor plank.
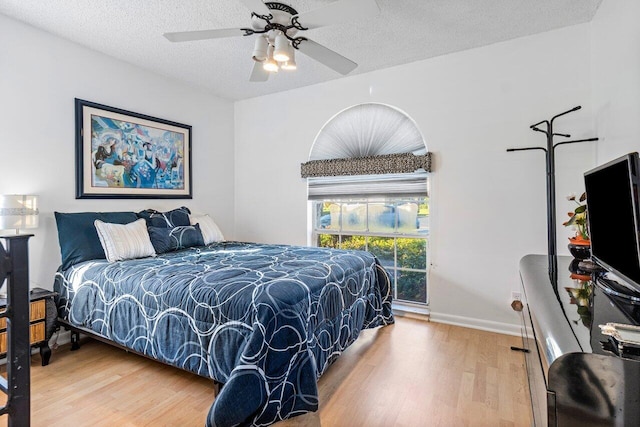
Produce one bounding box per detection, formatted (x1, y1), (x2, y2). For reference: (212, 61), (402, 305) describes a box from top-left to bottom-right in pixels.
(0, 317), (531, 426)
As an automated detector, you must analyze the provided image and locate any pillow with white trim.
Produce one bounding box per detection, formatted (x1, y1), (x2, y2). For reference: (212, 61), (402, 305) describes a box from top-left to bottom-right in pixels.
(137, 206), (191, 228)
(189, 214), (224, 244)
(147, 224), (205, 254)
(94, 218), (156, 262)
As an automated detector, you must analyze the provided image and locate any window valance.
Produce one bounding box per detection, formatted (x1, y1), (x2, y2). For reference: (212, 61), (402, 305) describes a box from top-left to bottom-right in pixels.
(300, 152), (432, 178)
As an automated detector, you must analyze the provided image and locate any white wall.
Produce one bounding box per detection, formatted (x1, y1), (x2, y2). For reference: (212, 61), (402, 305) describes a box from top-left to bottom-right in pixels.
(0, 14), (235, 290)
(3, 6), (619, 335)
(235, 24), (596, 334)
(591, 0), (640, 161)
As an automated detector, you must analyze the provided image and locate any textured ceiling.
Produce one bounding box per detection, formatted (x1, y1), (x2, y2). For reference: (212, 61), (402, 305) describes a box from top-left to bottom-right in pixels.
(0, 0), (602, 101)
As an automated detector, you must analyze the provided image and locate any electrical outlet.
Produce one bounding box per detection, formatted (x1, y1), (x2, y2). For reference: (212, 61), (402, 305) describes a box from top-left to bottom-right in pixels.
(511, 291), (522, 301)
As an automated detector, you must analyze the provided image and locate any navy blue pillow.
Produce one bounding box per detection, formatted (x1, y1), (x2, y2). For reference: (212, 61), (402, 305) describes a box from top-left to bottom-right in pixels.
(55, 211), (138, 270)
(137, 206), (191, 228)
(147, 224), (204, 254)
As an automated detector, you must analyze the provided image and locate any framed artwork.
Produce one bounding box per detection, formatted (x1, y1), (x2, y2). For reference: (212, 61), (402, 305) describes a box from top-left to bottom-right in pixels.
(75, 98), (192, 199)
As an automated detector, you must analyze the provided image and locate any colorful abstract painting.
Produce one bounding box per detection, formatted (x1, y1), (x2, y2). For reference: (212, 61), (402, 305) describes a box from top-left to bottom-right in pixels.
(76, 99), (192, 199)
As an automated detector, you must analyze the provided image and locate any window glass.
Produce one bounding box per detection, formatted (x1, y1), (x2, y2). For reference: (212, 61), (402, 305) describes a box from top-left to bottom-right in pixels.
(317, 203), (332, 230)
(417, 200), (429, 232)
(313, 197), (429, 305)
(368, 203), (396, 232)
(367, 236), (395, 269)
(341, 203), (367, 232)
(397, 238), (427, 270)
(341, 235), (367, 250)
(317, 233), (339, 248)
(397, 270), (427, 303)
(397, 202), (419, 232)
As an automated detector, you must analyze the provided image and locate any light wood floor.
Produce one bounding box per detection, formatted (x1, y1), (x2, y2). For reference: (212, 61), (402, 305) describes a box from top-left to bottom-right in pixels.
(1, 317), (531, 426)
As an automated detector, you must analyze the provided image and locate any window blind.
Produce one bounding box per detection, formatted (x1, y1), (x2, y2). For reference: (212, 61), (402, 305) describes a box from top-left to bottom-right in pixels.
(307, 172), (428, 200)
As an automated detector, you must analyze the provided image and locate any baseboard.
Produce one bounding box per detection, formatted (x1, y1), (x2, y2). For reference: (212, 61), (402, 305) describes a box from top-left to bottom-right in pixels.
(429, 312), (521, 336)
(51, 329), (72, 348)
(393, 308), (430, 322)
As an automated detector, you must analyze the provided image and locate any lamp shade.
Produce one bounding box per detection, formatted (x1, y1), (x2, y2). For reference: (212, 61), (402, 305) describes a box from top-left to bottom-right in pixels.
(263, 45), (279, 72)
(281, 46), (297, 70)
(0, 195), (39, 232)
(273, 32), (290, 62)
(252, 36), (268, 62)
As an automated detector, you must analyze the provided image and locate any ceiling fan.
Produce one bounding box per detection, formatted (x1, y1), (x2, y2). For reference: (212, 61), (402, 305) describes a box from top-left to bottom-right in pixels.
(163, 0), (380, 82)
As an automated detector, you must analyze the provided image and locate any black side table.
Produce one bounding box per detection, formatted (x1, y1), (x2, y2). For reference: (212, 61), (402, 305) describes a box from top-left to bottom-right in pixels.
(0, 287), (57, 366)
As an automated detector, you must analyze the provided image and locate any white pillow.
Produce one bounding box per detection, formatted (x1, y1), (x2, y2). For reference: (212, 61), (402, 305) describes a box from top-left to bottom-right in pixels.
(189, 214), (224, 244)
(94, 218), (156, 262)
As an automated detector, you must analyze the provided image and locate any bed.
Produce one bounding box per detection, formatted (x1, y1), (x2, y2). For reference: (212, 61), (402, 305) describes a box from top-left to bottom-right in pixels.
(52, 208), (394, 427)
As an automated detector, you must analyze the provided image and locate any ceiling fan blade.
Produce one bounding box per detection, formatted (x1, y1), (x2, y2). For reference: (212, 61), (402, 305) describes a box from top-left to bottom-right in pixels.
(164, 28), (244, 42)
(249, 62), (270, 82)
(297, 39), (357, 75)
(237, 0), (271, 15)
(294, 0), (380, 30)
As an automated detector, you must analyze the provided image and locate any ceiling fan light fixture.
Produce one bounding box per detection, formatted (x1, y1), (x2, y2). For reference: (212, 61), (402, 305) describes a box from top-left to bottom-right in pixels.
(281, 47), (297, 70)
(252, 36), (268, 62)
(273, 32), (290, 62)
(263, 59), (279, 72)
(281, 60), (297, 71)
(263, 44), (279, 72)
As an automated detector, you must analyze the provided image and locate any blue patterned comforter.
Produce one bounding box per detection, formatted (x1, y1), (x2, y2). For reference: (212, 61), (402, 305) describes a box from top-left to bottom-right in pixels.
(54, 241), (394, 426)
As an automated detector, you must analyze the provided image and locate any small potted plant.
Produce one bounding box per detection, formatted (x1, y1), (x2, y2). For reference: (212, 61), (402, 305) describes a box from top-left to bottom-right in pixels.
(563, 192), (590, 259)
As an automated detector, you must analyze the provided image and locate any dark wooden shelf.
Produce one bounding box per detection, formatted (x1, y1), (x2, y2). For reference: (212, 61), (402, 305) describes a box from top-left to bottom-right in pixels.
(0, 287), (56, 366)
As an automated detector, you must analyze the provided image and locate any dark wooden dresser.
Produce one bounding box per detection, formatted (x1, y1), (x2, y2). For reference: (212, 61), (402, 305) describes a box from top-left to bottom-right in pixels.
(519, 254), (640, 426)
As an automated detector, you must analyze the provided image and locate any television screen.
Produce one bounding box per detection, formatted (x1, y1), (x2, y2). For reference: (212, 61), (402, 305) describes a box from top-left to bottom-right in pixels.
(584, 152), (640, 293)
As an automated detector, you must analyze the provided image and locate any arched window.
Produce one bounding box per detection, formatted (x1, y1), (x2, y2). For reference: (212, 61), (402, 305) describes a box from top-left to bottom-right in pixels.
(302, 103), (431, 309)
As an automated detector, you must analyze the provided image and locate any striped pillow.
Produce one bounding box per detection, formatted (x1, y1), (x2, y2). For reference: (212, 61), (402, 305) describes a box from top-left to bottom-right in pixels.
(94, 218), (156, 262)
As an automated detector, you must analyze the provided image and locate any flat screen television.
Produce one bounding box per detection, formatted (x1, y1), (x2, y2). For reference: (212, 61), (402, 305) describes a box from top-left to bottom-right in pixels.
(584, 152), (640, 294)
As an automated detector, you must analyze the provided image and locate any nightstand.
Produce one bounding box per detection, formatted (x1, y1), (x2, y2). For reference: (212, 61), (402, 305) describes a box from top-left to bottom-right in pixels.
(0, 287), (57, 366)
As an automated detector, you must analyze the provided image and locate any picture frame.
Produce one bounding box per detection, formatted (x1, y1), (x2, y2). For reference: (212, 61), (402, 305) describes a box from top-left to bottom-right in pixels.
(75, 98), (192, 199)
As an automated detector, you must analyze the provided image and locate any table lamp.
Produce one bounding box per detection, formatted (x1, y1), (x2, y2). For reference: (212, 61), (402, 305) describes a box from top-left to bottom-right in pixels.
(0, 194), (39, 234)
(0, 195), (38, 297)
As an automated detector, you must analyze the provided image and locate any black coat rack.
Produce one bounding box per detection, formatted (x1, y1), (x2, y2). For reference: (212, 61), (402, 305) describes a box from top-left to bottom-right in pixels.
(507, 106), (598, 288)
